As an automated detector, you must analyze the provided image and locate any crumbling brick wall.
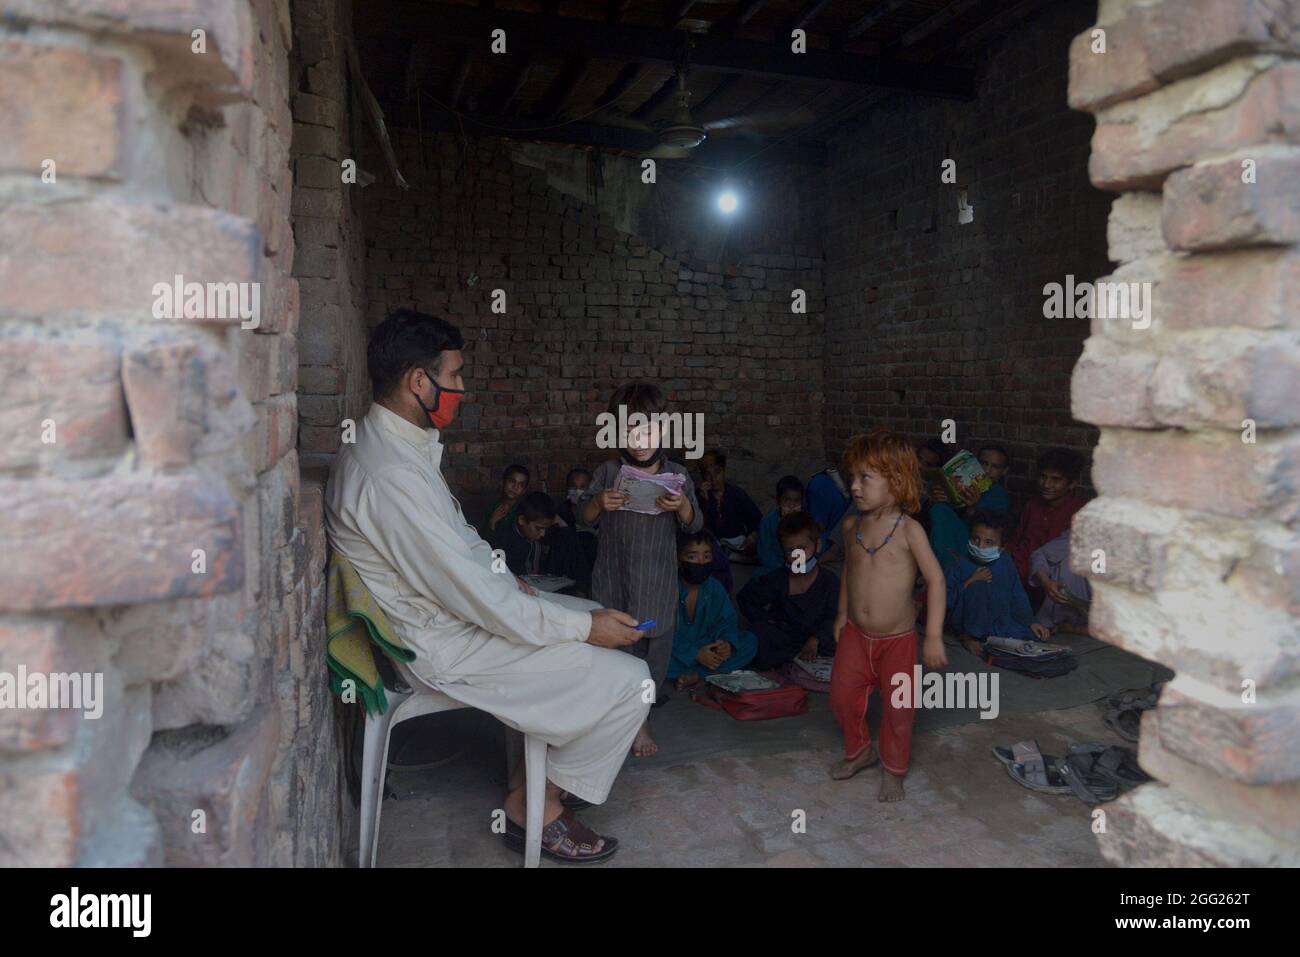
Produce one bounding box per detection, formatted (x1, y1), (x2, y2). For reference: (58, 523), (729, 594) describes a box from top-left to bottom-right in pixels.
(1068, 0), (1300, 865)
(360, 133), (828, 500)
(823, 1), (1112, 500)
(0, 0), (344, 866)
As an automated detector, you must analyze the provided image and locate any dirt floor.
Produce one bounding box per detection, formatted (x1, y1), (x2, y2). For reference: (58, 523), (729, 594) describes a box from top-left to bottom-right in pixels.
(371, 609), (1166, 867)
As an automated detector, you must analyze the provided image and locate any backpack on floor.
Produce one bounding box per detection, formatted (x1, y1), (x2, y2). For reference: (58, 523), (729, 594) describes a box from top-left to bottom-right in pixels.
(694, 675), (809, 720)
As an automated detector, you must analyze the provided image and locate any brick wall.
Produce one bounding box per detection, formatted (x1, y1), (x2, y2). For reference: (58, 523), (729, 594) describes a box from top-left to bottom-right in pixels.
(360, 133), (828, 501)
(291, 0), (371, 476)
(1068, 0), (1300, 866)
(823, 1), (1112, 500)
(0, 0), (344, 866)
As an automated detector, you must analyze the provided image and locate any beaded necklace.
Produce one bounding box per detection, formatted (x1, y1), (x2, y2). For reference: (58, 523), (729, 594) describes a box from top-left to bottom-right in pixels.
(854, 511), (904, 556)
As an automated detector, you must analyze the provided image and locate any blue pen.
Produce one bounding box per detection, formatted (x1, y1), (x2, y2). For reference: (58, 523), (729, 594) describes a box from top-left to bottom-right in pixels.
(635, 619), (657, 631)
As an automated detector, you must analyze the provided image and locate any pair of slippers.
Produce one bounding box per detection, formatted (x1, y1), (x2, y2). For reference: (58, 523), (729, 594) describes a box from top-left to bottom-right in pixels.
(994, 739), (1149, 804)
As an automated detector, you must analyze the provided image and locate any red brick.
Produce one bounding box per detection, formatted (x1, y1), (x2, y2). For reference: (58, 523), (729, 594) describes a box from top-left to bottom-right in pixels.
(1068, 15), (1158, 112)
(0, 331), (128, 469)
(1089, 61), (1300, 191)
(1163, 151), (1300, 250)
(1145, 0), (1300, 82)
(1160, 248), (1300, 331)
(0, 41), (124, 178)
(0, 620), (80, 753)
(130, 705), (279, 866)
(0, 198), (261, 323)
(122, 335), (251, 468)
(0, 473), (243, 611)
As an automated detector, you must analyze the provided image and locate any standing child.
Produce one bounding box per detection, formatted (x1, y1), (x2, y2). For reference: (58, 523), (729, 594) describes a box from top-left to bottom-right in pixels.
(830, 431), (947, 802)
(581, 382), (702, 758)
(668, 532), (757, 690)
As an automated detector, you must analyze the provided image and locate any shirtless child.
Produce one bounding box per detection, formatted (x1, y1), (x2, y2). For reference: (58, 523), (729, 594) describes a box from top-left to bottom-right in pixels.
(829, 431), (948, 802)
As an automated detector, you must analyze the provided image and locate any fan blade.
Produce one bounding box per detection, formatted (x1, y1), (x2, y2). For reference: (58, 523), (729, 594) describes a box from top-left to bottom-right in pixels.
(704, 106), (817, 132)
(644, 144), (696, 160)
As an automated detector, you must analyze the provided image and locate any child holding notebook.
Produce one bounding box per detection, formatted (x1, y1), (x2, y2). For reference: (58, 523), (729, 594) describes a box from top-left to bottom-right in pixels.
(580, 382), (702, 758)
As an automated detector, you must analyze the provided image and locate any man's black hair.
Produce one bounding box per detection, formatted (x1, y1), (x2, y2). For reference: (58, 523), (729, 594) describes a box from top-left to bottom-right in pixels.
(968, 509), (1011, 539)
(1037, 447), (1085, 482)
(517, 491), (556, 524)
(776, 475), (804, 498)
(367, 309), (465, 400)
(977, 443), (1010, 462)
(503, 463), (530, 482)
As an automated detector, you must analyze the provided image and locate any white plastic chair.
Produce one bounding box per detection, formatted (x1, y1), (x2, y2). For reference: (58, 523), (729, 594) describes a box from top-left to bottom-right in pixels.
(359, 659), (547, 867)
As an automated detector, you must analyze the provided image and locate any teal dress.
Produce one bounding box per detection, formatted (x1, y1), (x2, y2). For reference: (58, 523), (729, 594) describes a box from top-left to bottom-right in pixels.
(929, 483), (1011, 572)
(667, 577), (758, 679)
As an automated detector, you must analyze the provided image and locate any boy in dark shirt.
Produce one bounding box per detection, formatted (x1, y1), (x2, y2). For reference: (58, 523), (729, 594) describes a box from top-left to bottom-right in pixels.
(488, 491), (591, 590)
(698, 450), (763, 553)
(738, 512), (840, 670)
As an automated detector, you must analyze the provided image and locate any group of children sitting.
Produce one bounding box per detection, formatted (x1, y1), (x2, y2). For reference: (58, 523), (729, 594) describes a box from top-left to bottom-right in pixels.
(470, 382), (1092, 796)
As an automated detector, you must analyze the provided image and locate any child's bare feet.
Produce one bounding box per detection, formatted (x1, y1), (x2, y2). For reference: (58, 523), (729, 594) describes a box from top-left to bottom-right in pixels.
(675, 672), (700, 692)
(959, 634), (983, 657)
(878, 772), (905, 802)
(630, 722), (658, 758)
(829, 745), (879, 780)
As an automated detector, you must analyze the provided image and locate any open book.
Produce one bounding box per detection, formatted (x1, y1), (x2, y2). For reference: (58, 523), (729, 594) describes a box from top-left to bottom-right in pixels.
(615, 464), (686, 515)
(923, 449), (992, 504)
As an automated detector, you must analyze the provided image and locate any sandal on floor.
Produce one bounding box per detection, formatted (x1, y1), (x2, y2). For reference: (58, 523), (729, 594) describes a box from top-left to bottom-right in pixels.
(503, 809), (619, 864)
(1059, 752), (1121, 804)
(1103, 707), (1142, 742)
(1002, 741), (1072, 794)
(992, 740), (1045, 768)
(1071, 743), (1149, 792)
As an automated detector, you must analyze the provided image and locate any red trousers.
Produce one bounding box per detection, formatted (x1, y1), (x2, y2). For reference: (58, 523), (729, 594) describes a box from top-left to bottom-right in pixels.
(830, 622), (917, 776)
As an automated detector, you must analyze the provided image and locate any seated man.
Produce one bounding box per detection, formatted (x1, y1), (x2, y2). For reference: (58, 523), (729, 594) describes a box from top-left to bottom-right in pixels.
(326, 309), (647, 863)
(945, 509), (1050, 657)
(738, 511), (840, 670)
(488, 490), (592, 593)
(668, 531), (757, 691)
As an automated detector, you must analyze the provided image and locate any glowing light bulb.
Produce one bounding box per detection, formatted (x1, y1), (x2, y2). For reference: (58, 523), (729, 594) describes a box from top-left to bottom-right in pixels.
(717, 191), (739, 213)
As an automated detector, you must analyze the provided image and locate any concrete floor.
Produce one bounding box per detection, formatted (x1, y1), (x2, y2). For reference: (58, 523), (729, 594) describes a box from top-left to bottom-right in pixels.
(374, 680), (1130, 868)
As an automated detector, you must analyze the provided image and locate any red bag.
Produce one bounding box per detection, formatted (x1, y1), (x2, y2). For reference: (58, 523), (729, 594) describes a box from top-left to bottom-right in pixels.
(695, 681), (809, 721)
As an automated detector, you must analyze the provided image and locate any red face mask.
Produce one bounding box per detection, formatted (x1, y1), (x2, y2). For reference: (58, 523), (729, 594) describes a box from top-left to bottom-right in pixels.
(417, 376), (465, 429)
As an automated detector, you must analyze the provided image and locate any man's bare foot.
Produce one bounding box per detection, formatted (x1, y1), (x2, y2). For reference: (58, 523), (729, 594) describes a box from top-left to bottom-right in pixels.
(829, 745), (879, 780)
(878, 772), (905, 802)
(630, 722), (658, 758)
(503, 785), (563, 828)
(960, 635), (983, 657)
(675, 672), (700, 692)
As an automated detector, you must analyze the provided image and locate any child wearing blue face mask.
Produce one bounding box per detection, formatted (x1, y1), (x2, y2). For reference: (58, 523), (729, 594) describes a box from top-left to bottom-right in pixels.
(945, 509), (1051, 657)
(668, 531), (757, 691)
(738, 512), (841, 670)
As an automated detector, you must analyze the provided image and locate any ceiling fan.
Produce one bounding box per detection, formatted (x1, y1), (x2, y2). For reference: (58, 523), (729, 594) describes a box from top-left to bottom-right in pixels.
(598, 30), (815, 159)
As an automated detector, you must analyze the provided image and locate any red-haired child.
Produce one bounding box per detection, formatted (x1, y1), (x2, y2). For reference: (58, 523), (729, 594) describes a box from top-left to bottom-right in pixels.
(830, 431), (948, 802)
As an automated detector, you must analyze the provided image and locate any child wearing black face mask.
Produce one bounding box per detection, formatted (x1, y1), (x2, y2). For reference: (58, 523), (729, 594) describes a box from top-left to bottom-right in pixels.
(579, 382), (703, 758)
(738, 512), (841, 670)
(667, 532), (757, 692)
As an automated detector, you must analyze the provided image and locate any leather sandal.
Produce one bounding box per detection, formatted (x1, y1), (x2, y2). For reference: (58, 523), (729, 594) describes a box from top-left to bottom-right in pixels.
(502, 809), (619, 864)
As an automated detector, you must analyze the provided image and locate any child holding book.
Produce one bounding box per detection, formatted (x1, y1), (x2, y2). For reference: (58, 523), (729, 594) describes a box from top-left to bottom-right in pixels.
(739, 511), (840, 669)
(581, 382), (702, 758)
(830, 431), (947, 802)
(668, 531), (757, 691)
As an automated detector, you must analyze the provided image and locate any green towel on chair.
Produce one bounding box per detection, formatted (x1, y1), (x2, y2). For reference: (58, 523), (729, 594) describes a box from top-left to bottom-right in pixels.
(326, 552), (416, 716)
